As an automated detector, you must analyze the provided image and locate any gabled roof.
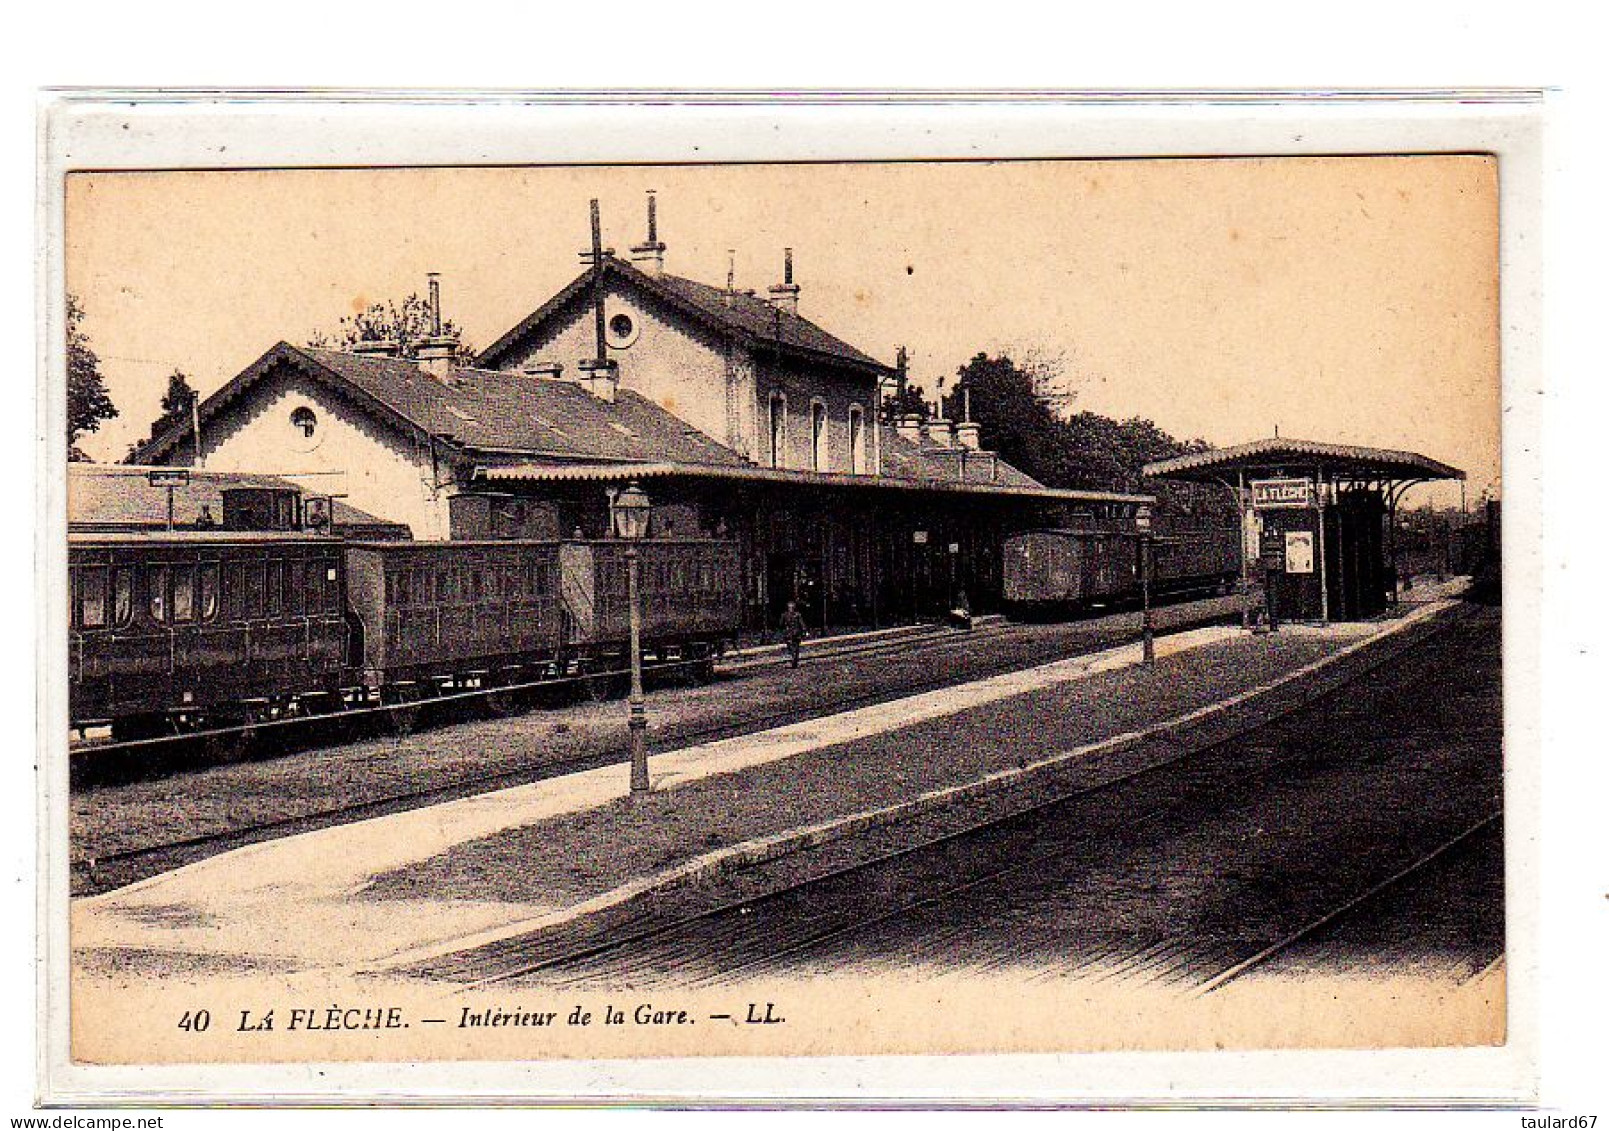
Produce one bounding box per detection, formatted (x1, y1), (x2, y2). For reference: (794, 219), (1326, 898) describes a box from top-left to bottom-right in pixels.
(67, 463), (400, 533)
(133, 343), (746, 469)
(1143, 437), (1464, 484)
(474, 255), (892, 377)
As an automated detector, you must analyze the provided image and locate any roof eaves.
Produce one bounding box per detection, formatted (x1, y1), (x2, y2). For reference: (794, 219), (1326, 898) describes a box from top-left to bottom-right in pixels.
(479, 460), (1150, 503)
(1143, 438), (1464, 481)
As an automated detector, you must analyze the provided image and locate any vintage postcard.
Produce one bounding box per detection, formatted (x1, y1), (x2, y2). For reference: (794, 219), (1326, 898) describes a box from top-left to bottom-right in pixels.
(39, 96), (1540, 1105)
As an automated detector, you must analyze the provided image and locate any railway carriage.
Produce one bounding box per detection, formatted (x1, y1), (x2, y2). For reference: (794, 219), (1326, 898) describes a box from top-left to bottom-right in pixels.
(1002, 526), (1240, 616)
(343, 538), (742, 695)
(69, 533), (348, 737)
(559, 540), (741, 665)
(343, 540), (568, 693)
(71, 530), (746, 737)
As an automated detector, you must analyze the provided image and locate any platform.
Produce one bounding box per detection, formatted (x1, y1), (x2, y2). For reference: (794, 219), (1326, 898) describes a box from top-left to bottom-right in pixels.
(72, 582), (1472, 981)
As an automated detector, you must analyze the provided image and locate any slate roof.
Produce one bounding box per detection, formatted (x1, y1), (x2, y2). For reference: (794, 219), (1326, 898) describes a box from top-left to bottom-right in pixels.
(877, 426), (1046, 490)
(130, 342), (1067, 502)
(1144, 437), (1464, 483)
(134, 343), (747, 468)
(67, 464), (402, 533)
(474, 256), (891, 375)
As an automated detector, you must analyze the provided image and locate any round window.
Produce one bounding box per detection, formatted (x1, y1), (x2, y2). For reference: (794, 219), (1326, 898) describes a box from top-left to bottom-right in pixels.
(605, 309), (640, 349)
(288, 405), (323, 452)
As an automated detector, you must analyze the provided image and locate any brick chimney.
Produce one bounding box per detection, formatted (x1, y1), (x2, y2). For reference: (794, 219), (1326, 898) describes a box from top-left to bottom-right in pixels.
(895, 413), (924, 445)
(768, 247), (801, 315)
(415, 273), (460, 381)
(349, 339), (401, 358)
(577, 359), (619, 402)
(924, 403), (955, 448)
(628, 190), (666, 277)
(954, 386), (982, 450)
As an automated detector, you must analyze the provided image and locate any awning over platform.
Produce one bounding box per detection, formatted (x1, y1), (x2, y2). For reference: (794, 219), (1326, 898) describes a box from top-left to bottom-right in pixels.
(477, 460), (1153, 506)
(1143, 437), (1463, 485)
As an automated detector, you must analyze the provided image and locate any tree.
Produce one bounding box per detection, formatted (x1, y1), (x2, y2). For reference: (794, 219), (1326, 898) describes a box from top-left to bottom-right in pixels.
(881, 382), (930, 423)
(124, 369), (199, 464)
(307, 293), (477, 364)
(945, 353), (1078, 487)
(66, 293), (117, 460)
(157, 369), (198, 427)
(942, 348), (1233, 521)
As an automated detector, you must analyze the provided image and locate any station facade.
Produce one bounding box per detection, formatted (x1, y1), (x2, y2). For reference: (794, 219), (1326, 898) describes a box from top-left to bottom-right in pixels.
(135, 198), (1148, 631)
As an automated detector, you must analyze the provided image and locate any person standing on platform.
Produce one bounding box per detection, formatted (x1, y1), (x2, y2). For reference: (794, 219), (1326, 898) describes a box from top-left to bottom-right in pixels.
(780, 600), (808, 669)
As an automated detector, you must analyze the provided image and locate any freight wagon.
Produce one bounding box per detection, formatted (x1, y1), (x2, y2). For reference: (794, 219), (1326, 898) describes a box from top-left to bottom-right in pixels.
(1002, 526), (1240, 617)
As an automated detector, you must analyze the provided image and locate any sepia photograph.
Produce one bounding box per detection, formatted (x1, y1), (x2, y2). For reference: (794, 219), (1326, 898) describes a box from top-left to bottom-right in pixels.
(37, 96), (1541, 1104)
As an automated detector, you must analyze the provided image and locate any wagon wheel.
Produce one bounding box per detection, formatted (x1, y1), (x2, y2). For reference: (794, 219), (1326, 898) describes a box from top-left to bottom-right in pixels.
(582, 663), (621, 703)
(205, 703), (263, 765)
(482, 679), (525, 719)
(381, 685), (426, 740)
(387, 699), (423, 740)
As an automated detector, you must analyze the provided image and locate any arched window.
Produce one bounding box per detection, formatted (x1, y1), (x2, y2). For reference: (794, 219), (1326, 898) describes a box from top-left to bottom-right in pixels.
(769, 392), (787, 469)
(290, 405), (318, 438)
(848, 405), (865, 475)
(811, 400), (828, 472)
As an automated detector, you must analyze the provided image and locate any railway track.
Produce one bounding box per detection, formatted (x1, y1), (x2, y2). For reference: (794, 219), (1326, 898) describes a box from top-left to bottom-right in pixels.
(424, 602), (1491, 989)
(72, 595), (1244, 895)
(1191, 811), (1502, 994)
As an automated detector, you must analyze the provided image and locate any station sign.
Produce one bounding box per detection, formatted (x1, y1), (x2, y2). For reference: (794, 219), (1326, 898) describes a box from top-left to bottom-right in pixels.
(146, 468), (190, 488)
(1250, 477), (1314, 510)
(1135, 505), (1152, 532)
(912, 530), (928, 545)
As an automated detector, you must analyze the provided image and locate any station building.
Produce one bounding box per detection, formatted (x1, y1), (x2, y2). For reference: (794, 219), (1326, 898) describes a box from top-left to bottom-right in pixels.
(134, 197), (1147, 631)
(1144, 437), (1465, 622)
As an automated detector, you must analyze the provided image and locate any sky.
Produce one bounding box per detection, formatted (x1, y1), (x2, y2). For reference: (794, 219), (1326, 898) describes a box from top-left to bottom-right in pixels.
(64, 157), (1500, 505)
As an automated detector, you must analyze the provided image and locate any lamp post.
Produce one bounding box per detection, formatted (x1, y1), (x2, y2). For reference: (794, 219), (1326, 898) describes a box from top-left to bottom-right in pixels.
(1137, 505), (1155, 666)
(611, 481), (652, 795)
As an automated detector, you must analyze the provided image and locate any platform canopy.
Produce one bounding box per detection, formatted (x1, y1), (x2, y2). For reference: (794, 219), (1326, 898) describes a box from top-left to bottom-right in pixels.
(1143, 437), (1463, 487)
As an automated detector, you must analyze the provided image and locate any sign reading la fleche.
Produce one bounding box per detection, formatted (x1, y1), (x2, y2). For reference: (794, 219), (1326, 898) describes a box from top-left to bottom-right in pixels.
(1250, 477), (1314, 510)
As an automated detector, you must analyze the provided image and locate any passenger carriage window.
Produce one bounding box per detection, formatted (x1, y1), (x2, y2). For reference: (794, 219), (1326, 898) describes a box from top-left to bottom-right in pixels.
(223, 562), (243, 620)
(199, 563), (219, 621)
(78, 566), (108, 628)
(266, 561), (284, 615)
(149, 565), (169, 623)
(113, 569), (133, 627)
(286, 560), (304, 616)
(246, 563), (265, 619)
(172, 566), (195, 623)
